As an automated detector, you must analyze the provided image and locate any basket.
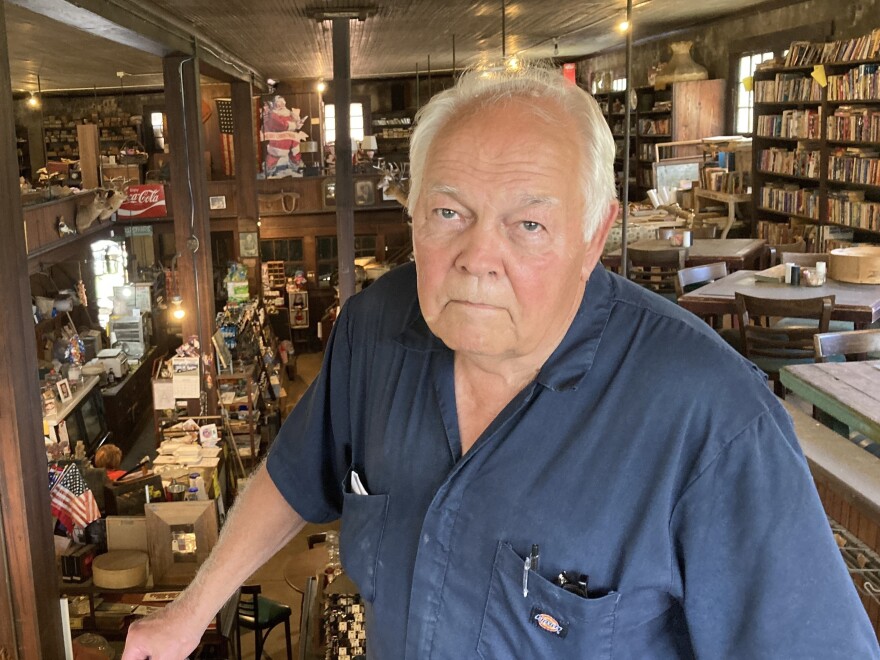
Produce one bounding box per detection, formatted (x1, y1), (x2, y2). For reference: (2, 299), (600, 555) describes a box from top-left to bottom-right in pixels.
(118, 140), (149, 165)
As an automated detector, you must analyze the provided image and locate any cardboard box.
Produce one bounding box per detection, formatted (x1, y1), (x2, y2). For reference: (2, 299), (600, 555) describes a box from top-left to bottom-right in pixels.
(830, 246), (880, 284)
(106, 516), (148, 552)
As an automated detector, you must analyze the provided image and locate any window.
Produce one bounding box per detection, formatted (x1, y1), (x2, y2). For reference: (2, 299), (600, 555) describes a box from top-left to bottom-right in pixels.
(735, 51), (774, 134)
(324, 103), (364, 145)
(612, 78), (627, 92)
(260, 238), (305, 278)
(316, 235), (377, 287)
(91, 239), (129, 328)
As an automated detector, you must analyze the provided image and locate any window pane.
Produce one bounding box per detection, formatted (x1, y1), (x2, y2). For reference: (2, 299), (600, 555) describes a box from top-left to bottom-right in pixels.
(739, 56), (751, 81)
(317, 236), (337, 261)
(260, 240), (273, 262)
(275, 239), (289, 262)
(289, 239), (303, 261)
(737, 108), (752, 134)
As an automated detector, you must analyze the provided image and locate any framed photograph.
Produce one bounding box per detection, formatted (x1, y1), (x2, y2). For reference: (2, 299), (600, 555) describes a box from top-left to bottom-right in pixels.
(355, 180), (375, 206)
(239, 231), (259, 258)
(145, 501), (219, 586)
(381, 185), (397, 202)
(322, 179), (336, 209)
(209, 195), (227, 210)
(56, 378), (72, 403)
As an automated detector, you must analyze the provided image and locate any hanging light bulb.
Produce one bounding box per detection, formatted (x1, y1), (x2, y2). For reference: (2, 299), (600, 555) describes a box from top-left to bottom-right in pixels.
(316, 80), (327, 93)
(617, 20), (631, 33)
(26, 93), (39, 109)
(171, 295), (186, 320)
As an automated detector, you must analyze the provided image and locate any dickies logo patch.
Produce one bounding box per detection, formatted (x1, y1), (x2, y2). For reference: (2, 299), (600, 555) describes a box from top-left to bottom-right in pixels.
(530, 607), (568, 638)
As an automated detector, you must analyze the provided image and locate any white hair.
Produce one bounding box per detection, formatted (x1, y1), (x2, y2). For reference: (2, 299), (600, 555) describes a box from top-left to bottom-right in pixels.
(407, 61), (617, 241)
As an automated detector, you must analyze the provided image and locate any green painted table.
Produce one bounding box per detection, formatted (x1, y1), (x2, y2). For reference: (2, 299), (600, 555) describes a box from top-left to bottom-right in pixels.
(780, 361), (880, 442)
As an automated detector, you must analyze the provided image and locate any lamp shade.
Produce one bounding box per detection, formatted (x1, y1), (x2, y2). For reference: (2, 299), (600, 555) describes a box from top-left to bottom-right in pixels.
(360, 135), (378, 151)
(299, 140), (318, 154)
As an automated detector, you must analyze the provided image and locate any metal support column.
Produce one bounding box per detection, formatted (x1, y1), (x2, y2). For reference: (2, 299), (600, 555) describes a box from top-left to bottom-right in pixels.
(332, 18), (356, 304)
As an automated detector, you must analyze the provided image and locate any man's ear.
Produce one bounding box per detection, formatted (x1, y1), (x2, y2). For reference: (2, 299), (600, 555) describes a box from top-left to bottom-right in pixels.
(580, 201), (619, 279)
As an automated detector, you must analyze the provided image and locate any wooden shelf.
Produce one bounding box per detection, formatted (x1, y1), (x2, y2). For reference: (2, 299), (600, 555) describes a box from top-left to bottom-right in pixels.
(638, 133), (671, 138)
(754, 134), (818, 142)
(828, 140), (880, 148)
(755, 206), (820, 222)
(827, 178), (880, 192)
(757, 170), (821, 184)
(753, 100), (822, 106)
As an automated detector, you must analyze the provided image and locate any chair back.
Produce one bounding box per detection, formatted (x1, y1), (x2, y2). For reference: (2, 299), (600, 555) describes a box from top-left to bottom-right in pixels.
(627, 247), (685, 296)
(690, 225), (719, 239)
(779, 252), (829, 267)
(814, 329), (880, 363)
(764, 239), (807, 267)
(675, 261), (728, 297)
(238, 584), (262, 622)
(735, 293), (834, 369)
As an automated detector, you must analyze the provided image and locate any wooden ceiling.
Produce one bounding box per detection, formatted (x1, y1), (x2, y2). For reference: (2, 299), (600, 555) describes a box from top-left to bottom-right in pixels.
(6, 0), (774, 93)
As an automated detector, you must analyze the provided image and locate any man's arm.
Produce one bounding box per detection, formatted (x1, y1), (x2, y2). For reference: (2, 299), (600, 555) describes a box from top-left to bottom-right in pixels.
(121, 464), (307, 660)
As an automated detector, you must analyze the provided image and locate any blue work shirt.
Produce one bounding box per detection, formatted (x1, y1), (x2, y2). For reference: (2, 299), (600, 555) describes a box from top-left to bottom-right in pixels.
(267, 262), (878, 659)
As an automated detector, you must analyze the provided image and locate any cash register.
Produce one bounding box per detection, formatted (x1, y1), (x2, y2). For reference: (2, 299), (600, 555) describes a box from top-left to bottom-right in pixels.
(97, 348), (129, 380)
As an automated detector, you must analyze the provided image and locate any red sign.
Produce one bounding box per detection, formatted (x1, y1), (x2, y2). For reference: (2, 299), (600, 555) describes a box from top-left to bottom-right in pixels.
(562, 63), (577, 84)
(118, 184), (167, 219)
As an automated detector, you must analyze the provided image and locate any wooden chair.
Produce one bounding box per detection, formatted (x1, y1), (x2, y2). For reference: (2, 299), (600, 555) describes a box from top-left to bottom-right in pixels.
(814, 329), (880, 363)
(676, 262), (741, 350)
(628, 247), (686, 300)
(236, 584), (293, 660)
(762, 239), (807, 268)
(735, 292), (834, 396)
(690, 225), (719, 239)
(779, 252), (829, 267)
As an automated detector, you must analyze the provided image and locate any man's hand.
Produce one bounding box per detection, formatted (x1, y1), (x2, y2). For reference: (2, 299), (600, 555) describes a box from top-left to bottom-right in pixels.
(120, 601), (206, 660)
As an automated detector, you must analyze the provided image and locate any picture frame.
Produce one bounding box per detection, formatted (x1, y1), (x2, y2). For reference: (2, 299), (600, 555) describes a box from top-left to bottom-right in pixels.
(208, 195), (227, 210)
(322, 179), (336, 209)
(239, 231), (259, 258)
(145, 500), (219, 586)
(355, 180), (375, 206)
(56, 378), (72, 403)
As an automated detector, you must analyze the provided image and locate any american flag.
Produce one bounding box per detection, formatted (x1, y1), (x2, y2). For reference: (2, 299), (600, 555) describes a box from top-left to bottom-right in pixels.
(216, 98), (235, 177)
(49, 464), (100, 531)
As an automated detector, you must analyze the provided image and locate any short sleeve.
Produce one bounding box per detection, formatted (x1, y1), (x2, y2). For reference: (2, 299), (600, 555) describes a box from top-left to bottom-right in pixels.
(671, 407), (879, 658)
(265, 302), (355, 523)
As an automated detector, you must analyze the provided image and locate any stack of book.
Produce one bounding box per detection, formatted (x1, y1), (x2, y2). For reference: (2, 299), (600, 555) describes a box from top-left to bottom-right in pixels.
(828, 64), (880, 102)
(759, 147), (821, 178)
(784, 29), (880, 66)
(756, 74), (822, 103)
(760, 183), (821, 218)
(757, 109), (822, 138)
(828, 147), (880, 185)
(827, 105), (880, 142)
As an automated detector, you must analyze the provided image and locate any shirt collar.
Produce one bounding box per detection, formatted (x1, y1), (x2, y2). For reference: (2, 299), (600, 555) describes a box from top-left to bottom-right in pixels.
(395, 264), (614, 391)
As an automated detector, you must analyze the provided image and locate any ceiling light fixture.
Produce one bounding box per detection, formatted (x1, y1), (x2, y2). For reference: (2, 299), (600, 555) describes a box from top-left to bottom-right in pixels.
(317, 80), (327, 93)
(26, 93), (39, 109)
(306, 6), (378, 21)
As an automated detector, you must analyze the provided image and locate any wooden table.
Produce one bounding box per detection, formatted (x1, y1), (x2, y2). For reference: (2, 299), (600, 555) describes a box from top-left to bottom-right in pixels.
(780, 361), (880, 442)
(602, 238), (765, 271)
(678, 270), (880, 328)
(692, 188), (752, 238)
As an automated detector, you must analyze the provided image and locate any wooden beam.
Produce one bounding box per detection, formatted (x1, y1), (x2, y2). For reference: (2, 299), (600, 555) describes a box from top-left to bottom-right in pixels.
(8, 0), (266, 88)
(0, 2), (65, 656)
(231, 80), (262, 293)
(163, 55), (217, 415)
(332, 18), (356, 304)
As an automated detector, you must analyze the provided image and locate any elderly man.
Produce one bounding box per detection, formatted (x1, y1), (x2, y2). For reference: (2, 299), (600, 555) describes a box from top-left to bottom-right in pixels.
(124, 64), (878, 659)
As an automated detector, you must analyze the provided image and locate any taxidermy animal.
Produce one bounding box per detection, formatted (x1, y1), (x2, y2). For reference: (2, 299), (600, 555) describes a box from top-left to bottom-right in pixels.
(375, 162), (410, 209)
(76, 188), (126, 231)
(56, 216), (76, 236)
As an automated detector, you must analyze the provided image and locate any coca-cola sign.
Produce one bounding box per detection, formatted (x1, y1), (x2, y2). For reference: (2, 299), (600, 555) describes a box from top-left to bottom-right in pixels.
(118, 184), (167, 219)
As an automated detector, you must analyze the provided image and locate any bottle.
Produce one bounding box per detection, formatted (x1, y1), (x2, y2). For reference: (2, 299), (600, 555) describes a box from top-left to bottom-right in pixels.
(189, 472), (207, 500)
(323, 530), (342, 586)
(184, 486), (199, 502)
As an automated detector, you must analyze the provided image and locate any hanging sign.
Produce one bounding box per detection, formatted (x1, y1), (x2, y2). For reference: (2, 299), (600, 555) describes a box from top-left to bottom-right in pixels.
(118, 184), (167, 219)
(124, 225), (153, 237)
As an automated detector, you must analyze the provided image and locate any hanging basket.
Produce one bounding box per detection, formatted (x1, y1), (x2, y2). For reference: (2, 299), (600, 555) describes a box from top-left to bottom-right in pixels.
(118, 140), (149, 165)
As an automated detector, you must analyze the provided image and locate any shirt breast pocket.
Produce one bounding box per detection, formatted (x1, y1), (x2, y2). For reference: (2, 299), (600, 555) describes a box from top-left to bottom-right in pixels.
(339, 489), (390, 603)
(476, 542), (620, 660)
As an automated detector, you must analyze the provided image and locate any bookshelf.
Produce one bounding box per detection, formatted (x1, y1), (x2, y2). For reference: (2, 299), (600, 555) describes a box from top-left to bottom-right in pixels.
(752, 50), (880, 247)
(593, 80), (724, 198)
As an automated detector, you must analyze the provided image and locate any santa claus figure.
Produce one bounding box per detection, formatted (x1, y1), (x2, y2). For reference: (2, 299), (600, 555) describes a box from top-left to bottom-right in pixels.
(261, 95), (310, 178)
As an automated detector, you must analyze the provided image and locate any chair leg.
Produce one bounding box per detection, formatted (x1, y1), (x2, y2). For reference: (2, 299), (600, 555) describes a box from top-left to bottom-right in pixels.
(236, 621), (241, 660)
(255, 627), (263, 659)
(284, 617), (292, 660)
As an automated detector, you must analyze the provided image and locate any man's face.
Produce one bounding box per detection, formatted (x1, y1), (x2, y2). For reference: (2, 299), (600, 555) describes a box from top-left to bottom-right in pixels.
(412, 97), (615, 362)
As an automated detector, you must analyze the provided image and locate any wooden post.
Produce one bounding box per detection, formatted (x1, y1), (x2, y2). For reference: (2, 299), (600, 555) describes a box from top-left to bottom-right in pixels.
(332, 18), (356, 304)
(163, 55), (217, 415)
(0, 2), (65, 656)
(231, 80), (262, 295)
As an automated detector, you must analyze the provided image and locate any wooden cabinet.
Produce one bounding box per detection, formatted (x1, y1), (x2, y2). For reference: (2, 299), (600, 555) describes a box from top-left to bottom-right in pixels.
(101, 346), (158, 454)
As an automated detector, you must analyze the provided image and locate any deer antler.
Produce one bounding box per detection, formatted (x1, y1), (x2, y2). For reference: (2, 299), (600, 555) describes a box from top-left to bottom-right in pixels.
(375, 162), (409, 208)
